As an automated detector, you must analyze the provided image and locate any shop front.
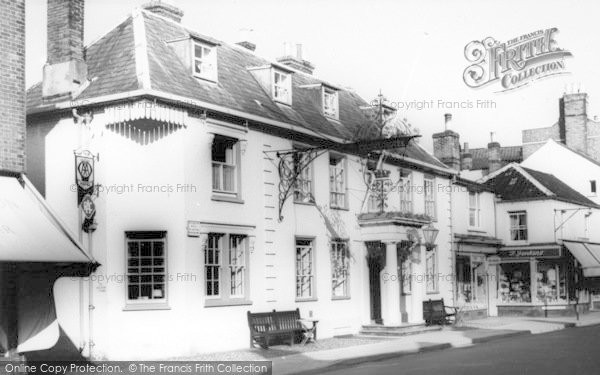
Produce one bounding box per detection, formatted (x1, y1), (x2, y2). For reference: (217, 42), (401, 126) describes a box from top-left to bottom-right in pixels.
(493, 244), (587, 317)
(454, 234), (501, 319)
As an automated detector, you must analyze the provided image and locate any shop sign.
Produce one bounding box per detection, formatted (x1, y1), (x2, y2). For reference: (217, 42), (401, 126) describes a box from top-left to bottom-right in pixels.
(498, 247), (561, 258)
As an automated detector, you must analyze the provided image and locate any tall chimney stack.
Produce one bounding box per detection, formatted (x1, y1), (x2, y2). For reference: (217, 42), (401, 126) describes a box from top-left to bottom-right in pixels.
(487, 140), (502, 173)
(0, 0), (26, 175)
(559, 92), (588, 154)
(142, 0), (184, 23)
(42, 0), (88, 100)
(432, 113), (460, 170)
(461, 142), (472, 170)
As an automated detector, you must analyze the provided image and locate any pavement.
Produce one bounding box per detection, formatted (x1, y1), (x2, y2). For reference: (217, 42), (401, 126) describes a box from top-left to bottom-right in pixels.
(272, 311), (600, 375)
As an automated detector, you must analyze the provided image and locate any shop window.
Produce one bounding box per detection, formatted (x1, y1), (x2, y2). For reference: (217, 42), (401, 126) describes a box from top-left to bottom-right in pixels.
(125, 231), (167, 307)
(457, 255), (473, 303)
(296, 238), (315, 300)
(426, 247), (438, 293)
(509, 211), (528, 241)
(331, 240), (349, 298)
(329, 154), (346, 208)
(498, 262), (531, 303)
(205, 233), (249, 304)
(212, 135), (239, 195)
(536, 262), (567, 303)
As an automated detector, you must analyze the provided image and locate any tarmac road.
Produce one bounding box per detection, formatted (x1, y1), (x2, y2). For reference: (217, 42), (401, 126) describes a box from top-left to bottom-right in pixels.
(322, 325), (600, 375)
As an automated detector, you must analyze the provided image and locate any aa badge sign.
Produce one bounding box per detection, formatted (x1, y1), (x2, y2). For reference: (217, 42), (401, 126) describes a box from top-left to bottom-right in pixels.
(75, 150), (95, 205)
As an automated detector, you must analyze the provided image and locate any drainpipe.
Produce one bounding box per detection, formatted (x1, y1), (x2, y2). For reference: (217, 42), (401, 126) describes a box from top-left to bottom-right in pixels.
(88, 231), (95, 358)
(449, 175), (456, 306)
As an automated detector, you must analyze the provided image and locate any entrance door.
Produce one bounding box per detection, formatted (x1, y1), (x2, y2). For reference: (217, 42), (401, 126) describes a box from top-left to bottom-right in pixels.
(366, 242), (385, 324)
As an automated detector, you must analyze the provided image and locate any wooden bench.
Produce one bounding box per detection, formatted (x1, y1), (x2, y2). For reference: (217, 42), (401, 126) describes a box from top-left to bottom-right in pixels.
(247, 308), (315, 349)
(423, 298), (458, 325)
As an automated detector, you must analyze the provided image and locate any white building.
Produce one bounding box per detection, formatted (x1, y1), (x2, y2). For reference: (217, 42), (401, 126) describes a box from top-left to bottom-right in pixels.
(26, 1), (459, 359)
(481, 163), (600, 316)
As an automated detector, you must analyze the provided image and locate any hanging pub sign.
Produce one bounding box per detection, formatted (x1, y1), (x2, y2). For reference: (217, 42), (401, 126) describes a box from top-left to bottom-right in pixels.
(74, 150), (95, 205)
(81, 194), (96, 233)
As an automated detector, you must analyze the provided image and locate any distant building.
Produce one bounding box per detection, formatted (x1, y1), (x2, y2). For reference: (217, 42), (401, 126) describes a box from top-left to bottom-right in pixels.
(523, 91), (600, 162)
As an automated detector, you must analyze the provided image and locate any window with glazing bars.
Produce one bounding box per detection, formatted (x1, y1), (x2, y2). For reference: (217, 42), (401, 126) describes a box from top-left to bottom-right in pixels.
(212, 135), (237, 194)
(329, 155), (346, 208)
(296, 239), (314, 299)
(126, 232), (167, 302)
(331, 240), (349, 297)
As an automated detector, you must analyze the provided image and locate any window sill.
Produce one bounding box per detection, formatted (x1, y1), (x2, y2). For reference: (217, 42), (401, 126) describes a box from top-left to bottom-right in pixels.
(467, 228), (486, 233)
(123, 303), (171, 311)
(294, 200), (316, 206)
(332, 296), (351, 301)
(204, 299), (253, 308)
(330, 205), (349, 211)
(295, 297), (318, 303)
(211, 194), (244, 204)
(193, 75), (218, 84)
(426, 291), (439, 295)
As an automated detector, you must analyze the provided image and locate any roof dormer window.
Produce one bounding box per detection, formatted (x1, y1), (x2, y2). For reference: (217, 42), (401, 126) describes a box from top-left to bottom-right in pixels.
(323, 87), (339, 119)
(272, 69), (292, 104)
(193, 40), (217, 82)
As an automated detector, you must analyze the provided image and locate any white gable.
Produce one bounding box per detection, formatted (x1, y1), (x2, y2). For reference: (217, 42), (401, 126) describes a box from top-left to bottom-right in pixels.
(521, 139), (600, 204)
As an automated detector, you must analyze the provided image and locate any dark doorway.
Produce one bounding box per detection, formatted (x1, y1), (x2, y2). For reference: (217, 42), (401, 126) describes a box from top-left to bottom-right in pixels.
(366, 242), (386, 324)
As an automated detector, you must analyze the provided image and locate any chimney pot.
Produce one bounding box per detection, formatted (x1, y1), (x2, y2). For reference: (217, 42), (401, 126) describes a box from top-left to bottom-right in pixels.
(276, 42), (315, 75)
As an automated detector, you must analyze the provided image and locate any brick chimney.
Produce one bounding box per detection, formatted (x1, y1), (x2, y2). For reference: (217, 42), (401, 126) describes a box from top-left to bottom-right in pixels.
(461, 142), (472, 170)
(487, 141), (502, 173)
(559, 92), (588, 154)
(142, 0), (184, 23)
(42, 0), (88, 100)
(0, 0), (26, 175)
(276, 43), (315, 75)
(432, 114), (460, 170)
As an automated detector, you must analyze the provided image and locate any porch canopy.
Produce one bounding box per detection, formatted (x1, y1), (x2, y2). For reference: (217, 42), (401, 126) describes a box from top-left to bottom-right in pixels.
(0, 174), (95, 355)
(563, 240), (600, 277)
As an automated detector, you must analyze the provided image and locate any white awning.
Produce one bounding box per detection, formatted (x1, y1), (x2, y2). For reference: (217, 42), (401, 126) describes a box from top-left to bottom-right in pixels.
(104, 99), (187, 127)
(563, 240), (600, 277)
(0, 175), (92, 263)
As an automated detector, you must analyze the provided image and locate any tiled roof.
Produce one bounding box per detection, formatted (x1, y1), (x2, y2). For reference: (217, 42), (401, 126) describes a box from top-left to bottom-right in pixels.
(486, 165), (599, 208)
(26, 9), (447, 170)
(469, 146), (523, 170)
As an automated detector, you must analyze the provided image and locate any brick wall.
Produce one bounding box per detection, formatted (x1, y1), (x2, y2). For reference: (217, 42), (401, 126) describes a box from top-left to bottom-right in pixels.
(561, 93), (588, 154)
(0, 0), (26, 174)
(47, 0), (84, 64)
(432, 130), (460, 170)
(522, 122), (561, 160)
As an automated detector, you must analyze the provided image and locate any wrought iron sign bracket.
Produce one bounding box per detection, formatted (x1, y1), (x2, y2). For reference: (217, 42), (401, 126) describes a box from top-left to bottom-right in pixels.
(275, 148), (328, 221)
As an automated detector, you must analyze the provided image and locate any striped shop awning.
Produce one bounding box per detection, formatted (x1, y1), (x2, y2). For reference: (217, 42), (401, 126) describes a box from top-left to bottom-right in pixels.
(563, 240), (600, 277)
(104, 99), (187, 127)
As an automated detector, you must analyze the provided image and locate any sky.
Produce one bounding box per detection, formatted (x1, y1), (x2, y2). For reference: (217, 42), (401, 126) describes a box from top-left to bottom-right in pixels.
(25, 0), (600, 152)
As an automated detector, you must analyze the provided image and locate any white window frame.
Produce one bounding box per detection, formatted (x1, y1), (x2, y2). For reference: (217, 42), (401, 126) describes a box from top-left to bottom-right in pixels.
(468, 191), (481, 228)
(399, 170), (413, 214)
(331, 240), (350, 299)
(509, 211), (528, 242)
(212, 135), (239, 196)
(293, 151), (314, 203)
(125, 231), (168, 309)
(296, 238), (316, 301)
(323, 87), (339, 119)
(426, 246), (438, 293)
(329, 153), (347, 209)
(424, 176), (436, 220)
(204, 232), (250, 306)
(272, 69), (292, 104)
(192, 40), (217, 82)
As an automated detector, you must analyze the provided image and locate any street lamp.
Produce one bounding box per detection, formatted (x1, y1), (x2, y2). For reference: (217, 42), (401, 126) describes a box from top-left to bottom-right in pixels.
(422, 224), (439, 251)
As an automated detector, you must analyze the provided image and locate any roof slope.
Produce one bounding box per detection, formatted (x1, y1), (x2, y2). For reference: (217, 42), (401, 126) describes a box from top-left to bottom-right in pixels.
(470, 145), (523, 170)
(26, 9), (447, 169)
(486, 164), (598, 207)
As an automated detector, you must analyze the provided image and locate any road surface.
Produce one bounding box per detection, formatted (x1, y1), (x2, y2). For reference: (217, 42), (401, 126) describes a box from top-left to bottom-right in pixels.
(323, 325), (600, 375)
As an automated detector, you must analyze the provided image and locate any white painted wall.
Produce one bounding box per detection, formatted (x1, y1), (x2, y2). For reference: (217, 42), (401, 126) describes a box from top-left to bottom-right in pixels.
(29, 105), (456, 359)
(522, 139), (600, 205)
